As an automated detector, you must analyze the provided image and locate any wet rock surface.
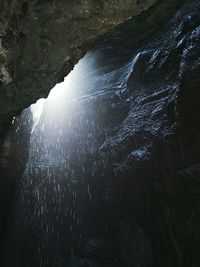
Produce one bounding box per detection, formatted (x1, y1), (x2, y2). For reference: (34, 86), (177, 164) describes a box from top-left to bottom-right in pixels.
(1, 0), (200, 266)
(0, 0), (155, 146)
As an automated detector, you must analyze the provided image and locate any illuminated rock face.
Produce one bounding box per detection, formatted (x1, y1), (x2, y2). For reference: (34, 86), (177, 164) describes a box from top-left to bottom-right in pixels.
(1, 0), (200, 266)
(0, 0), (156, 146)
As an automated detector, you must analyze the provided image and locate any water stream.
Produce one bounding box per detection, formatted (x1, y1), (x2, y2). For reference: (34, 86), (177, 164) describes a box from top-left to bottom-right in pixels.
(5, 50), (141, 267)
(2, 2), (200, 266)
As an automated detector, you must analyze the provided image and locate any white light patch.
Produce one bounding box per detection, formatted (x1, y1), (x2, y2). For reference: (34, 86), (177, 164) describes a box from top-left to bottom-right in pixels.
(47, 59), (88, 106)
(30, 52), (98, 133)
(30, 98), (45, 133)
(11, 117), (16, 124)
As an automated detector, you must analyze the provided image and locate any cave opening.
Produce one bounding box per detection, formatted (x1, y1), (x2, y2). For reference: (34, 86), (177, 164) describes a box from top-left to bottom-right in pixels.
(3, 45), (141, 266)
(3, 51), (108, 266)
(1, 0), (200, 266)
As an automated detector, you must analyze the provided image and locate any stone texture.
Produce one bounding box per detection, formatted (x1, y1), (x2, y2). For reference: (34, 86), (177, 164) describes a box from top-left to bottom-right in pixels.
(1, 0), (200, 266)
(0, 0), (156, 146)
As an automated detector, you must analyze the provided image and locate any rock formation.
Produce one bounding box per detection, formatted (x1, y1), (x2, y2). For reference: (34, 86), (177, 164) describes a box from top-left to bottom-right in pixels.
(0, 0), (155, 146)
(1, 0), (200, 266)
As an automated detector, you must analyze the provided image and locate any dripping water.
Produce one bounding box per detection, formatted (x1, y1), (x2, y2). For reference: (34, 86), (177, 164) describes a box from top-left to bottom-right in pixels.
(4, 51), (141, 267)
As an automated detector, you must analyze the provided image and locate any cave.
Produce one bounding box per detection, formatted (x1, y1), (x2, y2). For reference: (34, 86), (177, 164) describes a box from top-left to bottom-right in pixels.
(0, 0), (200, 266)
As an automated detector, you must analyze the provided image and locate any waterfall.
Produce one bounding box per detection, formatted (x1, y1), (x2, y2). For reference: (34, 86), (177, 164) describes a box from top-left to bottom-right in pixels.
(5, 51), (141, 267)
(2, 3), (200, 266)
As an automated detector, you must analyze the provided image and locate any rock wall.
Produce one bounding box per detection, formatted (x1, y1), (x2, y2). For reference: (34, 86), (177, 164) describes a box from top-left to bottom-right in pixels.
(0, 0), (156, 146)
(1, 0), (200, 266)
